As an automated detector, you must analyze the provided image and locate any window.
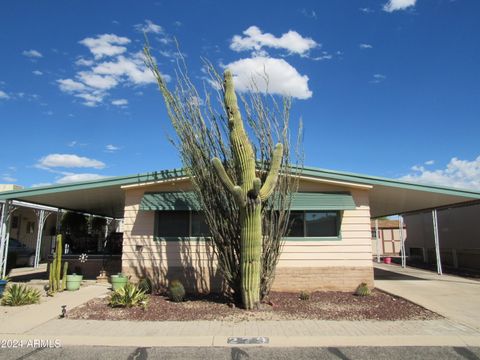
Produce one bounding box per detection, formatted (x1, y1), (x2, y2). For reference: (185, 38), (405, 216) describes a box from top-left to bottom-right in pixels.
(11, 216), (19, 229)
(287, 211), (340, 238)
(155, 211), (210, 238)
(191, 211), (210, 237)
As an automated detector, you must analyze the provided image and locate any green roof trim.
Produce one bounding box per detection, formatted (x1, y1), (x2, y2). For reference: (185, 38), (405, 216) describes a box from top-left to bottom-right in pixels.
(297, 165), (480, 199)
(0, 168), (187, 200)
(288, 192), (356, 211)
(1, 164), (479, 202)
(140, 191), (201, 211)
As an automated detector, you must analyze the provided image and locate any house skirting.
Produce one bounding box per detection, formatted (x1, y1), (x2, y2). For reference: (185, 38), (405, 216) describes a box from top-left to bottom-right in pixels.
(122, 263), (374, 293)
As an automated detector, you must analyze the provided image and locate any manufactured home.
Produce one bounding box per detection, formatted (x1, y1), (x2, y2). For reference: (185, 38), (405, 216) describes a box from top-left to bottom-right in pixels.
(1, 166), (479, 291)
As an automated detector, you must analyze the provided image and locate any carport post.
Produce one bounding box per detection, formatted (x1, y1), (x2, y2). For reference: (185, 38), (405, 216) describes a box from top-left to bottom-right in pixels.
(432, 209), (443, 275)
(33, 209), (51, 268)
(0, 200), (12, 278)
(0, 202), (6, 275)
(399, 215), (406, 268)
(375, 219), (381, 263)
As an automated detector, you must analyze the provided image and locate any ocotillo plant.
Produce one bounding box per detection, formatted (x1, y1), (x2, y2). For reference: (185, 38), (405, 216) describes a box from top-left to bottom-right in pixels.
(212, 71), (283, 310)
(144, 44), (301, 308)
(48, 235), (68, 295)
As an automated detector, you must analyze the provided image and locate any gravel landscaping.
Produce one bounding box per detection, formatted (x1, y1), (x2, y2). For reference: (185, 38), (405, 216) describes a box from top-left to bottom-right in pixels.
(67, 289), (440, 322)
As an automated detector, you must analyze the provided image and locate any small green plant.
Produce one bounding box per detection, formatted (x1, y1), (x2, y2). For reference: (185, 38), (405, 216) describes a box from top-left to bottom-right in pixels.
(109, 283), (148, 308)
(299, 291), (310, 301)
(168, 279), (185, 302)
(138, 277), (153, 294)
(1, 284), (41, 306)
(355, 282), (371, 297)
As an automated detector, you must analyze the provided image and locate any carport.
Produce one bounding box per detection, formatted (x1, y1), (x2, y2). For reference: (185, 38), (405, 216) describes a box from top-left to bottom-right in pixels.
(1, 166), (479, 278)
(0, 170), (184, 277)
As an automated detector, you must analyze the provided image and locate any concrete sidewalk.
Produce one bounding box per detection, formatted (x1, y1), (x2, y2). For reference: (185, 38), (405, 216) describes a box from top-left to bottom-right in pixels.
(0, 318), (477, 347)
(0, 283), (109, 334)
(374, 263), (480, 331)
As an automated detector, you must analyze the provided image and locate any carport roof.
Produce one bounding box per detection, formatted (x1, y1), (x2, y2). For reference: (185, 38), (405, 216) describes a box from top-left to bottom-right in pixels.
(0, 166), (479, 218)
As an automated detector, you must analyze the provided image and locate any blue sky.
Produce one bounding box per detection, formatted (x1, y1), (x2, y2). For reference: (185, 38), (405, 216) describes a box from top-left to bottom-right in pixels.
(0, 0), (479, 190)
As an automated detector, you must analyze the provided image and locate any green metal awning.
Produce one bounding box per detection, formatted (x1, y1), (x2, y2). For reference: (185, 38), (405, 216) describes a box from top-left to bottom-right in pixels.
(288, 192), (356, 211)
(140, 191), (201, 211)
(140, 191), (355, 211)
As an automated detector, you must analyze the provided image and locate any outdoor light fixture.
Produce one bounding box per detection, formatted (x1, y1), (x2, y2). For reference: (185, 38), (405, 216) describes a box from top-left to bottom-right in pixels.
(60, 305), (67, 318)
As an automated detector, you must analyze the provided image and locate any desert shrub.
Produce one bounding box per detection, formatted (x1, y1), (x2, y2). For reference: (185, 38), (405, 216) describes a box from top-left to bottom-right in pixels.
(109, 283), (148, 308)
(138, 277), (153, 294)
(168, 280), (185, 302)
(1, 284), (41, 306)
(355, 282), (371, 297)
(299, 291), (310, 301)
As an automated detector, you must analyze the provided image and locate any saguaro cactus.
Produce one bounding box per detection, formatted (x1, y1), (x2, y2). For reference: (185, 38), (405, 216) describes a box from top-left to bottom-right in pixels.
(212, 70), (283, 310)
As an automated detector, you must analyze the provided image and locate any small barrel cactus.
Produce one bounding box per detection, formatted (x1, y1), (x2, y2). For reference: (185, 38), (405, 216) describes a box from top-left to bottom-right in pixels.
(355, 282), (371, 296)
(299, 291), (310, 301)
(168, 280), (185, 302)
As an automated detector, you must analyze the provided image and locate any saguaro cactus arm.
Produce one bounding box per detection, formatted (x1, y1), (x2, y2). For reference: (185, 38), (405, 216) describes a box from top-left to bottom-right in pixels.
(212, 158), (245, 206)
(259, 143), (284, 201)
(212, 157), (236, 193)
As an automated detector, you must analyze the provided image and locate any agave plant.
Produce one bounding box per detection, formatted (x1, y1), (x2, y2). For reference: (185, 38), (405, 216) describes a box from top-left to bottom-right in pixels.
(1, 284), (41, 306)
(109, 283), (148, 308)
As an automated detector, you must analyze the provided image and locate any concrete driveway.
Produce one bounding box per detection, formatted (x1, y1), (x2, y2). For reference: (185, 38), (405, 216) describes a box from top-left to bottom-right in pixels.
(374, 263), (480, 331)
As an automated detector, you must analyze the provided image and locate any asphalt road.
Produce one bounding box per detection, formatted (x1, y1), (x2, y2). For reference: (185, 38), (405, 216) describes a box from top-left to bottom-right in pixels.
(1, 346), (480, 360)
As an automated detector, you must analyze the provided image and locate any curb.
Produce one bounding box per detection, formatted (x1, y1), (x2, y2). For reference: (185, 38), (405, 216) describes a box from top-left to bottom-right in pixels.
(1, 334), (480, 348)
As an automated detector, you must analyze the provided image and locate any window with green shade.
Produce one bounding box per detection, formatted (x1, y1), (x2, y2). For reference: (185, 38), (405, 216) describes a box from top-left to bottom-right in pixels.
(191, 211), (210, 237)
(155, 211), (189, 237)
(155, 211), (210, 238)
(287, 211), (341, 238)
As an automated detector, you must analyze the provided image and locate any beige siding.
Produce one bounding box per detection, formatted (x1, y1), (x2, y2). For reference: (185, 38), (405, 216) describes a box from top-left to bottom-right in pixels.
(122, 177), (373, 291)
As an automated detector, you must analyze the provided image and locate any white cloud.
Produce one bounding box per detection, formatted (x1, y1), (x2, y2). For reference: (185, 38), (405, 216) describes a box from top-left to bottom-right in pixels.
(370, 74), (386, 84)
(425, 160), (435, 165)
(0, 90), (10, 100)
(74, 92), (105, 107)
(37, 154), (105, 169)
(134, 20), (163, 34)
(225, 56), (312, 100)
(77, 71), (118, 90)
(56, 173), (106, 184)
(300, 8), (317, 19)
(105, 144), (120, 152)
(57, 78), (87, 92)
(22, 49), (43, 58)
(111, 99), (128, 106)
(383, 0), (416, 12)
(359, 43), (373, 49)
(401, 156), (480, 190)
(58, 33), (170, 107)
(79, 34), (130, 60)
(360, 7), (374, 13)
(75, 58), (94, 66)
(230, 26), (318, 56)
(92, 52), (160, 85)
(32, 70), (43, 75)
